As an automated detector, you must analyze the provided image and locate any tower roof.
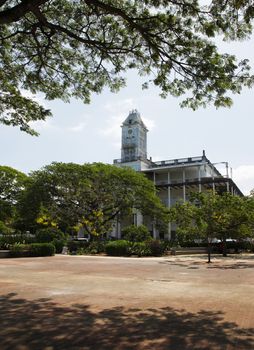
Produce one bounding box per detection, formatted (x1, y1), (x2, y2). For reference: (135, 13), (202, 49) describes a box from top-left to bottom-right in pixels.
(122, 109), (148, 130)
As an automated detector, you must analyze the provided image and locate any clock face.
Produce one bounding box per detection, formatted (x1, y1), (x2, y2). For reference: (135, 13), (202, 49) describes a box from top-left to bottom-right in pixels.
(128, 129), (133, 134)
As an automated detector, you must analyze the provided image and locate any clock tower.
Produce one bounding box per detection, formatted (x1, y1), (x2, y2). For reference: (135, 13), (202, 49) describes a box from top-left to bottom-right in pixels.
(121, 110), (148, 163)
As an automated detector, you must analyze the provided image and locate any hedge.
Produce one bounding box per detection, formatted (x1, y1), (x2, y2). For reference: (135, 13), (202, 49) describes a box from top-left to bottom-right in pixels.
(105, 239), (165, 257)
(121, 225), (152, 242)
(0, 234), (36, 249)
(10, 243), (30, 257)
(105, 240), (130, 256)
(29, 243), (55, 257)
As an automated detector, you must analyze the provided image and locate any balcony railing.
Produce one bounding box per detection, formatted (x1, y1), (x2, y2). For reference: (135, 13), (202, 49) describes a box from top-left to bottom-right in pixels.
(153, 156), (204, 167)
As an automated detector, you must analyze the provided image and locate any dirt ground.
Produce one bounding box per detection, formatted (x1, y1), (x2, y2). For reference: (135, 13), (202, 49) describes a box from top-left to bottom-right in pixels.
(0, 254), (254, 350)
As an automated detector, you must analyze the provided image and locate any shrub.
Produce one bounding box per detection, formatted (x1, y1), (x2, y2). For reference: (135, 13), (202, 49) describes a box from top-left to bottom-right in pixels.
(52, 239), (66, 253)
(146, 239), (164, 256)
(30, 243), (55, 257)
(105, 240), (130, 256)
(67, 240), (89, 253)
(10, 243), (30, 257)
(121, 225), (152, 242)
(130, 242), (151, 257)
(35, 228), (66, 243)
(160, 240), (176, 252)
(0, 221), (12, 235)
(0, 233), (36, 249)
(85, 241), (106, 254)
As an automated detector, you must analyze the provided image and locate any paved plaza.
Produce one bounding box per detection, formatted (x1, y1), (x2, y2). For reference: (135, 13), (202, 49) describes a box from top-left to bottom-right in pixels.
(0, 254), (254, 349)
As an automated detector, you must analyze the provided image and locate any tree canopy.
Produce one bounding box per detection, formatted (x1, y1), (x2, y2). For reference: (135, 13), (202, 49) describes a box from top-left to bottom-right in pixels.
(1, 0), (254, 134)
(18, 162), (168, 235)
(170, 191), (254, 261)
(0, 165), (28, 225)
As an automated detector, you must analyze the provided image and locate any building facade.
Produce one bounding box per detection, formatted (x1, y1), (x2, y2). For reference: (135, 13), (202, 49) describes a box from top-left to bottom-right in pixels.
(113, 110), (243, 239)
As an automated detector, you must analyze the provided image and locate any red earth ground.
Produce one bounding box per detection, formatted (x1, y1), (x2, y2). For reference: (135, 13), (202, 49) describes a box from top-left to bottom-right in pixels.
(0, 254), (254, 349)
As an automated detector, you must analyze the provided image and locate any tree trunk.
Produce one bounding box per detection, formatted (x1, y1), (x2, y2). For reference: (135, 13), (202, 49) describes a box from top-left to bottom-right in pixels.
(222, 237), (227, 257)
(207, 240), (212, 263)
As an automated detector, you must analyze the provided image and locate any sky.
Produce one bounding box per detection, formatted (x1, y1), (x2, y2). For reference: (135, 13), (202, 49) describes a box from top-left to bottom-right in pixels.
(0, 35), (254, 195)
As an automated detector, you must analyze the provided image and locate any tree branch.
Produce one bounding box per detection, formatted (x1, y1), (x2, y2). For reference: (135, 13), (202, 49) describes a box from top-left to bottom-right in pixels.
(0, 0), (48, 25)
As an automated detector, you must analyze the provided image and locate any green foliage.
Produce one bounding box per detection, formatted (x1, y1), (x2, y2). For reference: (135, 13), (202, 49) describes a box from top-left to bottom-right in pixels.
(177, 240), (207, 248)
(105, 240), (130, 256)
(130, 242), (151, 257)
(170, 192), (254, 240)
(10, 242), (55, 257)
(1, 1), (254, 134)
(121, 225), (152, 242)
(67, 240), (89, 253)
(10, 243), (30, 257)
(0, 166), (28, 228)
(0, 233), (36, 249)
(34, 228), (67, 253)
(105, 239), (166, 257)
(29, 243), (55, 257)
(170, 191), (254, 260)
(51, 239), (66, 254)
(145, 240), (164, 257)
(0, 221), (13, 235)
(84, 241), (106, 254)
(68, 240), (106, 255)
(19, 162), (168, 236)
(35, 227), (66, 243)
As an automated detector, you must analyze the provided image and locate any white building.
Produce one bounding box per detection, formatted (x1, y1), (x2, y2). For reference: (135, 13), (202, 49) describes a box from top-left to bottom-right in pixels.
(113, 110), (243, 240)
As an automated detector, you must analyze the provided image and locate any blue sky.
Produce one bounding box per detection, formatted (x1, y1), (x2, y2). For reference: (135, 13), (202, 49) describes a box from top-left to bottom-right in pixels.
(0, 34), (254, 195)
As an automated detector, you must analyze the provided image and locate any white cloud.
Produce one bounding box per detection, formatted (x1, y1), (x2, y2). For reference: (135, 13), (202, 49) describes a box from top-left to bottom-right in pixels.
(104, 98), (135, 113)
(68, 122), (87, 132)
(29, 118), (56, 132)
(232, 165), (254, 195)
(142, 117), (155, 131)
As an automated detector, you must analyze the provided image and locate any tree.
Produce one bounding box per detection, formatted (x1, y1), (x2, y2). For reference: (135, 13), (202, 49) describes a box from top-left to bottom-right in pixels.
(1, 1), (254, 135)
(0, 165), (28, 228)
(18, 162), (168, 235)
(170, 191), (254, 262)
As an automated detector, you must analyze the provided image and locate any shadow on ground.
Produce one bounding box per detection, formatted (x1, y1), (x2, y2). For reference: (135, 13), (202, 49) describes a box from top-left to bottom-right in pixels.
(160, 255), (254, 270)
(0, 293), (253, 350)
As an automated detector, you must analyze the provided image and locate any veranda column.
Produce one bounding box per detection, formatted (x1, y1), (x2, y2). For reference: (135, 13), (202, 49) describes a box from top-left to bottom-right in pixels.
(212, 177), (215, 193)
(198, 166), (202, 192)
(183, 168), (186, 202)
(117, 216), (121, 239)
(152, 171), (157, 239)
(226, 162), (230, 192)
(167, 171), (171, 240)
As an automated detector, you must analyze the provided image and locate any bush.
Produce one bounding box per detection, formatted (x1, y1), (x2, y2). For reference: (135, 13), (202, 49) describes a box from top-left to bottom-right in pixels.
(84, 241), (106, 254)
(0, 233), (36, 249)
(10, 243), (30, 257)
(0, 221), (12, 235)
(146, 239), (164, 256)
(67, 240), (89, 253)
(130, 242), (151, 257)
(160, 240), (176, 252)
(30, 243), (55, 257)
(35, 228), (66, 243)
(121, 225), (152, 242)
(105, 240), (130, 256)
(52, 239), (66, 253)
